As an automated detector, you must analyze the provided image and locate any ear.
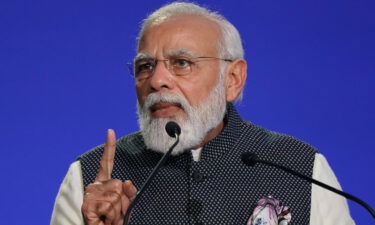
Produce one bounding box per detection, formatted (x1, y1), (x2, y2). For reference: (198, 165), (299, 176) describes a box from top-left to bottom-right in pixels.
(225, 58), (247, 102)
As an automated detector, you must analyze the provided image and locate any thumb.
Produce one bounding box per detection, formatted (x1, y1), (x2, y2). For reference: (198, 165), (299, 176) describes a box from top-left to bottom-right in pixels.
(123, 180), (137, 200)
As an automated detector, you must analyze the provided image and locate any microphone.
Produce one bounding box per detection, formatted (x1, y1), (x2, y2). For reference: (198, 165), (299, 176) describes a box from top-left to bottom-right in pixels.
(241, 152), (375, 219)
(124, 122), (181, 224)
(165, 121), (181, 138)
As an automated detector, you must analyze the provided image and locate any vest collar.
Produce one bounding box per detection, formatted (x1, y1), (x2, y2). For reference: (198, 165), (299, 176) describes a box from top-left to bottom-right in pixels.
(199, 103), (245, 161)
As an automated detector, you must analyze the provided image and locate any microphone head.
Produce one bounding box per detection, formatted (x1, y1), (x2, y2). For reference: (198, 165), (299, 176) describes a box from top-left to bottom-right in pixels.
(165, 121), (181, 138)
(241, 152), (258, 167)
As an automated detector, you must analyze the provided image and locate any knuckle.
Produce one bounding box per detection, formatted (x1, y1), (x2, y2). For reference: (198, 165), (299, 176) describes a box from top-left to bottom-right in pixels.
(103, 179), (122, 192)
(81, 201), (95, 216)
(86, 184), (99, 192)
(111, 179), (122, 189)
(83, 192), (94, 201)
(105, 192), (122, 202)
(98, 201), (112, 211)
(81, 203), (88, 213)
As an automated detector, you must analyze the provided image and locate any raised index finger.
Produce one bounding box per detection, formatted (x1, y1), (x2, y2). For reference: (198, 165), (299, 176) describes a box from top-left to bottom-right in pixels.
(95, 129), (116, 182)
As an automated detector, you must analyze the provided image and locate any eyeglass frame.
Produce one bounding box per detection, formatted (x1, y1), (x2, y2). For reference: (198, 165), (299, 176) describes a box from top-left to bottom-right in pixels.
(127, 56), (233, 80)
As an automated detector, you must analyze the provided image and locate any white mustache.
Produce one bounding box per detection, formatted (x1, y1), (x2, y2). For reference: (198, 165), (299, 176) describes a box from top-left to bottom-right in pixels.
(142, 93), (190, 113)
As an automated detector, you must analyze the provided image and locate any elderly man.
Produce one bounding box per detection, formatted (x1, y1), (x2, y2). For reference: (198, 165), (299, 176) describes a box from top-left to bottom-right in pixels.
(51, 2), (355, 225)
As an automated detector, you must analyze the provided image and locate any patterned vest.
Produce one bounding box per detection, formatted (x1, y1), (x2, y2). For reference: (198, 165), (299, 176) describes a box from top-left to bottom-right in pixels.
(79, 104), (316, 224)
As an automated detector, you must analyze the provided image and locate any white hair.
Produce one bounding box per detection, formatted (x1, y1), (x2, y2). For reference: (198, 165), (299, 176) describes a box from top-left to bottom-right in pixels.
(137, 1), (245, 101)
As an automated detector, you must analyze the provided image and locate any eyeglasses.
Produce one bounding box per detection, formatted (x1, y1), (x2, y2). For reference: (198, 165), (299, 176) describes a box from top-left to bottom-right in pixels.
(127, 56), (233, 80)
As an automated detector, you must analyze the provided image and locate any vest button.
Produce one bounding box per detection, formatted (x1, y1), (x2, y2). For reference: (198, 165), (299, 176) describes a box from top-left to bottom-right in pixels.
(193, 171), (204, 182)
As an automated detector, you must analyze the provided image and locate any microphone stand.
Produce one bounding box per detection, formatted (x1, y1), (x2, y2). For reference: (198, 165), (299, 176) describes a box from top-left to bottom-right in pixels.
(258, 158), (374, 218)
(123, 134), (180, 225)
(242, 152), (375, 219)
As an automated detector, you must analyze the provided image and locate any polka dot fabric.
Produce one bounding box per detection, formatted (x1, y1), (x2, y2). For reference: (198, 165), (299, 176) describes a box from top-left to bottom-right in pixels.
(79, 104), (316, 224)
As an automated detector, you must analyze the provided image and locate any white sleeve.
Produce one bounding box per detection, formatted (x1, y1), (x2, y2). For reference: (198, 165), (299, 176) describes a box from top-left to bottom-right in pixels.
(310, 153), (356, 225)
(50, 161), (85, 225)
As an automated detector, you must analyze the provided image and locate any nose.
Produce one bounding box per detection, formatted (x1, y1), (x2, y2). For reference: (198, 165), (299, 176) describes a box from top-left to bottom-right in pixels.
(149, 59), (175, 92)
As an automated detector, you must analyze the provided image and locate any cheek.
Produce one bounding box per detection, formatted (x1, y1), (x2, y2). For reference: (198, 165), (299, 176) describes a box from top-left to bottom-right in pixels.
(177, 75), (218, 106)
(135, 82), (147, 106)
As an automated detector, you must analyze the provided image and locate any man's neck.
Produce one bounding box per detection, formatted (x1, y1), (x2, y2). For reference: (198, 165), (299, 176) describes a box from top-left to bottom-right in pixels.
(192, 120), (224, 150)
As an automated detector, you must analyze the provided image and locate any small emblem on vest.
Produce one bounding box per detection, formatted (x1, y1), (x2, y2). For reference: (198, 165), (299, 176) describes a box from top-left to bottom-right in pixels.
(247, 196), (291, 225)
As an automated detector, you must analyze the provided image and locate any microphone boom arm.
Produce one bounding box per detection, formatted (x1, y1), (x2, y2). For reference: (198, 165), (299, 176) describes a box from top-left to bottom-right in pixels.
(123, 134), (180, 224)
(257, 158), (375, 219)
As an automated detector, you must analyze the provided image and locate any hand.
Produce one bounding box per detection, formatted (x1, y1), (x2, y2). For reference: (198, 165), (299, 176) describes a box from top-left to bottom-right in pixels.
(82, 129), (137, 225)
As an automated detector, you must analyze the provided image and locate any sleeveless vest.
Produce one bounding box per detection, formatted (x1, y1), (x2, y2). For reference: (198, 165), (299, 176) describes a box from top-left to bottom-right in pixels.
(79, 104), (316, 224)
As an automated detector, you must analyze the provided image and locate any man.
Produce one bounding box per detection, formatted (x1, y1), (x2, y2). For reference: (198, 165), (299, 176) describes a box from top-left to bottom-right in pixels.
(51, 2), (355, 225)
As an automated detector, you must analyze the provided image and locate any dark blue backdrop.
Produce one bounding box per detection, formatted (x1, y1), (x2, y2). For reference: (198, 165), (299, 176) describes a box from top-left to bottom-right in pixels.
(1, 0), (374, 224)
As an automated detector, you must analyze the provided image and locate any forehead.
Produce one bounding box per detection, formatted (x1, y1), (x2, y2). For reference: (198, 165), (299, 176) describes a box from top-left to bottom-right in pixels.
(138, 14), (222, 57)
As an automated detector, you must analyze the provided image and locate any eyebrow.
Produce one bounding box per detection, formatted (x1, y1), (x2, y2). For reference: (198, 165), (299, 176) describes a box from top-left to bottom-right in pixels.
(134, 48), (199, 62)
(134, 53), (152, 62)
(166, 48), (198, 58)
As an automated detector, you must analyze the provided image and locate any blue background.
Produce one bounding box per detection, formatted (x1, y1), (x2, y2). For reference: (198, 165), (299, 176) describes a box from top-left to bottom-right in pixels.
(1, 0), (374, 224)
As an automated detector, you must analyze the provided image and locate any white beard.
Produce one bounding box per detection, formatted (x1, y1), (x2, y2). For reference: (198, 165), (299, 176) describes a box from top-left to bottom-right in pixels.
(137, 76), (227, 155)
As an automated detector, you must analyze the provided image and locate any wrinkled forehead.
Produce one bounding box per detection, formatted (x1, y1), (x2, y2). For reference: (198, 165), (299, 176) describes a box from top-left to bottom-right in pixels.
(137, 14), (222, 57)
